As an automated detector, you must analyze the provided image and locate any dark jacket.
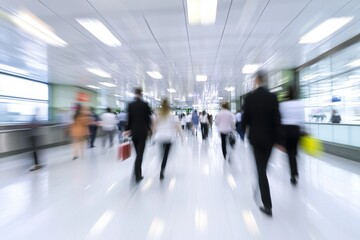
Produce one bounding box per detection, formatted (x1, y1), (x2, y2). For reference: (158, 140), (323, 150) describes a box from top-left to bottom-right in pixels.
(126, 98), (152, 138)
(241, 87), (283, 146)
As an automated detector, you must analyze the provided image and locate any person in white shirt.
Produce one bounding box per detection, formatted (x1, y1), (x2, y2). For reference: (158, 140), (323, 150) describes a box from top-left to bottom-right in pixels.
(101, 107), (118, 147)
(152, 99), (183, 180)
(279, 87), (305, 185)
(200, 110), (209, 140)
(215, 102), (235, 159)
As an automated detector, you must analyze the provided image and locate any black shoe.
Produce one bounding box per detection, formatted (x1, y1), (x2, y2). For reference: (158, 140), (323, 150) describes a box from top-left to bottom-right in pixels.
(29, 164), (44, 172)
(259, 207), (272, 217)
(290, 177), (297, 185)
(72, 156), (78, 160)
(135, 176), (144, 183)
(160, 172), (164, 180)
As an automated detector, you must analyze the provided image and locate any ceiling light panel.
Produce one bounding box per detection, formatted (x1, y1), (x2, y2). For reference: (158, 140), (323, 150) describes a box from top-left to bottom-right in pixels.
(11, 10), (67, 47)
(167, 88), (176, 93)
(77, 19), (121, 47)
(87, 68), (111, 78)
(299, 17), (353, 44)
(196, 75), (207, 82)
(242, 64), (260, 74)
(86, 85), (100, 89)
(100, 82), (117, 87)
(187, 0), (218, 25)
(225, 87), (235, 92)
(146, 71), (163, 79)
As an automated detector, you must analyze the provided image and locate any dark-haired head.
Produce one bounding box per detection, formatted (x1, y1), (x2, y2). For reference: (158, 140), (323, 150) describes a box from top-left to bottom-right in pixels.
(134, 87), (142, 97)
(254, 70), (268, 87)
(221, 102), (230, 110)
(106, 107), (112, 113)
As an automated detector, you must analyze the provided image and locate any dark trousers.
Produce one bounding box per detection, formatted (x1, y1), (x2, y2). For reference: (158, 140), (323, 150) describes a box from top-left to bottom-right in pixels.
(161, 142), (172, 173)
(201, 123), (209, 139)
(30, 135), (39, 165)
(220, 133), (228, 158)
(103, 130), (114, 147)
(89, 126), (98, 147)
(235, 122), (244, 140)
(132, 137), (147, 179)
(284, 125), (300, 178)
(253, 144), (273, 209)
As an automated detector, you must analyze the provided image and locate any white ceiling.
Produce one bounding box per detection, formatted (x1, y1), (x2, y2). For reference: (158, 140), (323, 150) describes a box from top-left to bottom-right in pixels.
(0, 0), (360, 106)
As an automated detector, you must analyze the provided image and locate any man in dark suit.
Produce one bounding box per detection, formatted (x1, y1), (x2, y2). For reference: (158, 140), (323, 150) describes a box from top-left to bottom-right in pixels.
(126, 88), (152, 183)
(241, 71), (283, 217)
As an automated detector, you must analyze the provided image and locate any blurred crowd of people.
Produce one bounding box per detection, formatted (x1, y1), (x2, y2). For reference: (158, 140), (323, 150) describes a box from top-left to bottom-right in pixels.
(27, 71), (307, 218)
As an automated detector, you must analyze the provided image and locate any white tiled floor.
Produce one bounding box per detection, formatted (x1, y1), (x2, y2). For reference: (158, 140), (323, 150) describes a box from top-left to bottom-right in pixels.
(1, 130), (360, 240)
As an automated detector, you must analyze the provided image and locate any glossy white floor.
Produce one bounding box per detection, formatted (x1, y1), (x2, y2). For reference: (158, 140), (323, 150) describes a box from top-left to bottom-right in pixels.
(1, 130), (360, 240)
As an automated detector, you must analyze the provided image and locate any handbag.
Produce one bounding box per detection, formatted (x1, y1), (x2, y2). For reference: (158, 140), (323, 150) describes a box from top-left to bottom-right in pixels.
(118, 138), (131, 160)
(299, 135), (323, 157)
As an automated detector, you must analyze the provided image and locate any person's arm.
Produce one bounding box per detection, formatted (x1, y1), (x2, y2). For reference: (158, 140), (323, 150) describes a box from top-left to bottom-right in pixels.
(273, 97), (285, 147)
(125, 105), (132, 132)
(241, 99), (249, 131)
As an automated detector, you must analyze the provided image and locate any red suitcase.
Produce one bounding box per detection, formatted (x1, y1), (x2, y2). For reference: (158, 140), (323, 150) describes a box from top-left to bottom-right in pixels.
(118, 140), (131, 160)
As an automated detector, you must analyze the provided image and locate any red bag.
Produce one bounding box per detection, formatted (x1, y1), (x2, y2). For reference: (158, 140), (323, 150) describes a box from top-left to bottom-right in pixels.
(118, 141), (131, 160)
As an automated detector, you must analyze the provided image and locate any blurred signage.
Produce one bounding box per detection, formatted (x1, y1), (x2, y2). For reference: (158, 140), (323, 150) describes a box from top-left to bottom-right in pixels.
(76, 92), (90, 102)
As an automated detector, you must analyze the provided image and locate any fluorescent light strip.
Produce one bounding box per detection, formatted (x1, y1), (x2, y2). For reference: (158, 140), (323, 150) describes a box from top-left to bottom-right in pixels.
(146, 71), (163, 79)
(100, 82), (117, 87)
(187, 0), (218, 25)
(86, 85), (100, 89)
(300, 17), (353, 44)
(196, 74), (207, 82)
(242, 64), (259, 74)
(87, 68), (111, 78)
(167, 88), (176, 93)
(0, 64), (28, 75)
(11, 10), (67, 47)
(77, 19), (121, 47)
(347, 59), (360, 67)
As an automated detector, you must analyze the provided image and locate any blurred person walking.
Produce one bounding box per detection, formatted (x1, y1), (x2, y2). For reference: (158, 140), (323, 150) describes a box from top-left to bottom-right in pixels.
(88, 107), (100, 148)
(70, 105), (90, 160)
(215, 102), (235, 159)
(279, 87), (305, 185)
(241, 71), (283, 217)
(152, 99), (183, 180)
(180, 113), (186, 130)
(186, 113), (192, 133)
(125, 88), (152, 183)
(100, 107), (117, 148)
(28, 108), (43, 171)
(235, 108), (244, 141)
(200, 110), (209, 140)
(192, 110), (200, 135)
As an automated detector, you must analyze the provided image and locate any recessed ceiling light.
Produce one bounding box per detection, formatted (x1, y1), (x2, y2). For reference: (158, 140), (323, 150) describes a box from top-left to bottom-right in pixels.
(196, 75), (207, 82)
(87, 68), (111, 78)
(146, 71), (163, 79)
(76, 19), (121, 47)
(187, 0), (218, 25)
(225, 87), (235, 92)
(167, 88), (176, 93)
(99, 82), (116, 87)
(86, 85), (100, 89)
(0, 64), (28, 75)
(299, 17), (353, 44)
(114, 94), (122, 97)
(218, 97), (223, 100)
(242, 64), (260, 74)
(11, 10), (67, 47)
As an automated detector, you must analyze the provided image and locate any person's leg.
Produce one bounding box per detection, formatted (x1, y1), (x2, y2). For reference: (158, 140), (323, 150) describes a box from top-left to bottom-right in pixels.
(286, 126), (300, 182)
(133, 137), (146, 181)
(221, 133), (227, 159)
(160, 142), (172, 179)
(253, 145), (273, 210)
(79, 138), (86, 158)
(204, 124), (208, 139)
(109, 130), (114, 147)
